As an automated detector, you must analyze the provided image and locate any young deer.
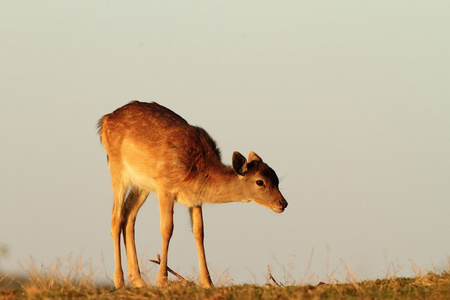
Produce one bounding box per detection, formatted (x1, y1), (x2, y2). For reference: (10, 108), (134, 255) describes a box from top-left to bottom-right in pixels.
(98, 101), (287, 288)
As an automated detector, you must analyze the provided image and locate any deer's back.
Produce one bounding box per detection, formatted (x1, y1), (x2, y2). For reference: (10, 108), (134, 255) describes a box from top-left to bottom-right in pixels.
(98, 101), (222, 189)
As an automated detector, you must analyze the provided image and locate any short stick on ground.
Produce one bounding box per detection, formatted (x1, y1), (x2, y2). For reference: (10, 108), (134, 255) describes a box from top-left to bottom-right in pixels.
(149, 254), (190, 283)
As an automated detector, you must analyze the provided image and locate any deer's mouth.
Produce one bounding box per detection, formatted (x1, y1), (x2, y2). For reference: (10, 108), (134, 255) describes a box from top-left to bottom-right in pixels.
(272, 206), (285, 213)
(252, 198), (287, 213)
(272, 198), (288, 213)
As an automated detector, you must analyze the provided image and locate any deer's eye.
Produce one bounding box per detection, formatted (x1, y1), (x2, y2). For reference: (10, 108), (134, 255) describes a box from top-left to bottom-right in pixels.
(256, 180), (264, 186)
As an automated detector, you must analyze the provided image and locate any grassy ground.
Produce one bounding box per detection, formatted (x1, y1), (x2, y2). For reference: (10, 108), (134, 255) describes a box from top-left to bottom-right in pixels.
(1, 271), (449, 299)
(1, 254), (449, 299)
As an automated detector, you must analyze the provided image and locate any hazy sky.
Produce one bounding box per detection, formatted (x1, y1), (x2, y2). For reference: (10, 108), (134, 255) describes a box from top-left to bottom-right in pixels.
(1, 1), (449, 285)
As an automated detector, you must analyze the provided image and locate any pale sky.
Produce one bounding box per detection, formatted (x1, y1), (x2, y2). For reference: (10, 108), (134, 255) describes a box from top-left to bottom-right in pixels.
(1, 1), (449, 285)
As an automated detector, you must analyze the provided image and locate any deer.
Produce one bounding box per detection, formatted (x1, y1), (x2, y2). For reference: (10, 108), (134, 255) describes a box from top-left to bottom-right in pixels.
(97, 101), (288, 288)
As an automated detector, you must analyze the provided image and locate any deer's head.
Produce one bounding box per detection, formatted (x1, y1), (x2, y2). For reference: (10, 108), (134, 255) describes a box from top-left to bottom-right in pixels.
(233, 151), (288, 213)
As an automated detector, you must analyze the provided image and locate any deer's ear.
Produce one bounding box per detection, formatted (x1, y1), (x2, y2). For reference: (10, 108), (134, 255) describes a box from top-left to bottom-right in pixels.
(248, 151), (263, 163)
(232, 151), (247, 176)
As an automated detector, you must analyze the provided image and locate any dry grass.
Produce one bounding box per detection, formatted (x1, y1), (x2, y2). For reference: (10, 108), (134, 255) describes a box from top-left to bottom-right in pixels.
(1, 255), (449, 299)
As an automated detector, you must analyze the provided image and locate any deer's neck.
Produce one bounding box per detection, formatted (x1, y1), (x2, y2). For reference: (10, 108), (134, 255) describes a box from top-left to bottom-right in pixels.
(198, 165), (248, 204)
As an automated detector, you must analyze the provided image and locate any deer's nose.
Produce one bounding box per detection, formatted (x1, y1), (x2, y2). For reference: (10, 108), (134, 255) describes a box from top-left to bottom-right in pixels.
(280, 198), (288, 209)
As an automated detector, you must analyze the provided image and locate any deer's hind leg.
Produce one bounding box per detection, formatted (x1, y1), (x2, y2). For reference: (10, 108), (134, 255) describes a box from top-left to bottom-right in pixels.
(109, 164), (129, 288)
(123, 186), (149, 287)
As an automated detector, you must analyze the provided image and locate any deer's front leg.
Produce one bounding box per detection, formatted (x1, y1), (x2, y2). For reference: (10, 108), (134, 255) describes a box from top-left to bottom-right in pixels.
(157, 193), (174, 287)
(191, 206), (213, 288)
